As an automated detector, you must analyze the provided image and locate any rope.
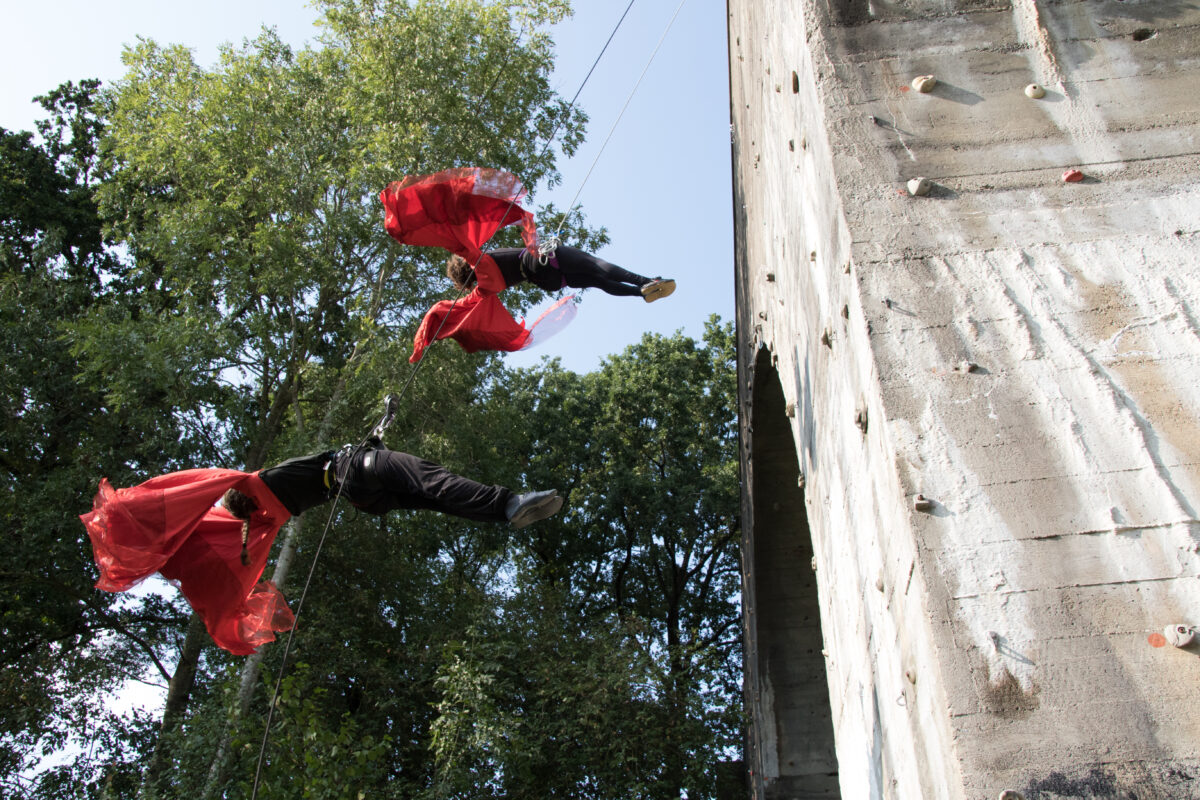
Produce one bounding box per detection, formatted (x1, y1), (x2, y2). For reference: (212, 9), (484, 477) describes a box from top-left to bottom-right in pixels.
(552, 0), (689, 240)
(245, 5), (643, 795)
(249, 397), (399, 799)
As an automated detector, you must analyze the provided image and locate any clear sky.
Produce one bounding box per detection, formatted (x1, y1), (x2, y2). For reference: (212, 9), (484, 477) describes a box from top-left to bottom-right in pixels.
(1, 0), (734, 374)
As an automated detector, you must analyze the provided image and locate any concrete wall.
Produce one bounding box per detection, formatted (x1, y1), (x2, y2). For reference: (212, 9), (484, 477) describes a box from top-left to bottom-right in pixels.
(730, 1), (1200, 798)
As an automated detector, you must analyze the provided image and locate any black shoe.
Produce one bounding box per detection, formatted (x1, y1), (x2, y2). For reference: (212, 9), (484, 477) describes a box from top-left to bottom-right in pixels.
(506, 489), (563, 528)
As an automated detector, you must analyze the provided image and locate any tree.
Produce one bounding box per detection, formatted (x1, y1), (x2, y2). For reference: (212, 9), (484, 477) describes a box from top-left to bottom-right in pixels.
(430, 320), (743, 800)
(82, 0), (593, 796)
(0, 81), (213, 796)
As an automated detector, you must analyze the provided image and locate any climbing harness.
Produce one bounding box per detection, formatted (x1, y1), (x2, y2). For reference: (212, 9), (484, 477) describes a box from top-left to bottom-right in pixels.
(535, 233), (561, 266)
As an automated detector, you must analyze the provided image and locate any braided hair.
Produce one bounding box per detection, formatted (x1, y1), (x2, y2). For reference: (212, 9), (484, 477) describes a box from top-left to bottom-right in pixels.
(222, 488), (259, 567)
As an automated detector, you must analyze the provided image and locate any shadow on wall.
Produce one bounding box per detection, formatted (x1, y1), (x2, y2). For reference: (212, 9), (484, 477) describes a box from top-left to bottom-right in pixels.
(746, 346), (841, 799)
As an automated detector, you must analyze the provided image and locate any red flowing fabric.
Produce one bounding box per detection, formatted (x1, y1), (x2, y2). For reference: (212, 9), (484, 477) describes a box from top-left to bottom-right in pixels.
(380, 167), (537, 293)
(408, 287), (531, 363)
(380, 167), (571, 361)
(80, 470), (296, 655)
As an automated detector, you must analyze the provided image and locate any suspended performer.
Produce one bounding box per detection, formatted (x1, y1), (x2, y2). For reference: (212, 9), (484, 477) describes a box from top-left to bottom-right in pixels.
(80, 443), (562, 655)
(378, 167), (674, 362)
(445, 245), (675, 302)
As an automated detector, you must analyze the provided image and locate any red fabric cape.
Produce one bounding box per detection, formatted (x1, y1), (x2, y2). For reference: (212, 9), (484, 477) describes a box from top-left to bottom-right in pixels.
(80, 469), (295, 655)
(380, 167), (536, 294)
(408, 287), (531, 363)
(381, 167), (550, 360)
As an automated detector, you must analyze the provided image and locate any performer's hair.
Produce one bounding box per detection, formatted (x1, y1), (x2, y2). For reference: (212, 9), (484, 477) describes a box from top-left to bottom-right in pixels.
(223, 489), (258, 567)
(446, 255), (477, 291)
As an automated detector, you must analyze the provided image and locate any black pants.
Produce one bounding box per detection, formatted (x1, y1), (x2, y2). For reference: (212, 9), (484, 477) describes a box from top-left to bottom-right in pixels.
(554, 245), (651, 297)
(335, 448), (510, 522)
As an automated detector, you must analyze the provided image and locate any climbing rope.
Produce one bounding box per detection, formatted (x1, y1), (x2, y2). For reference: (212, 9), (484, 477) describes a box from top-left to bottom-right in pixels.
(247, 4), (647, 796)
(551, 0), (690, 240)
(249, 397), (399, 799)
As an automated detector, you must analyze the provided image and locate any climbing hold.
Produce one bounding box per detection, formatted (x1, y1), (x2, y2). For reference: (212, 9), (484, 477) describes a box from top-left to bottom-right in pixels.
(854, 404), (868, 434)
(907, 176), (932, 196)
(999, 792), (1027, 800)
(842, 304), (849, 319)
(1024, 83), (1046, 99)
(766, 272), (777, 282)
(911, 75), (937, 93)
(1062, 169), (1084, 183)
(905, 668), (917, 684)
(913, 494), (934, 512)
(758, 311), (768, 320)
(785, 402), (796, 418)
(1164, 624), (1196, 648)
(844, 262), (851, 274)
(883, 297), (893, 309)
(797, 473), (806, 489)
(953, 360), (978, 374)
(821, 328), (832, 348)
(875, 574), (885, 592)
(810, 250), (817, 261)
(811, 556), (818, 571)
(789, 139), (795, 152)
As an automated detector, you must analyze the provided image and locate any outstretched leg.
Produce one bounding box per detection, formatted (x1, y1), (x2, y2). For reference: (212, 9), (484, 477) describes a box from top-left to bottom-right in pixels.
(344, 448), (510, 521)
(341, 448), (562, 527)
(554, 245), (651, 297)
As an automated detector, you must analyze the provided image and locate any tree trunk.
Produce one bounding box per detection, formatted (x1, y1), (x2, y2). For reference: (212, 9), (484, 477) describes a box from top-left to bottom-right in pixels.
(201, 518), (302, 798)
(201, 343), (372, 796)
(140, 613), (207, 799)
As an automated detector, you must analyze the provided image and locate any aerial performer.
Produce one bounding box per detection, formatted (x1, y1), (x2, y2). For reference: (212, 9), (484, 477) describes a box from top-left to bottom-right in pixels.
(379, 167), (675, 363)
(80, 433), (563, 655)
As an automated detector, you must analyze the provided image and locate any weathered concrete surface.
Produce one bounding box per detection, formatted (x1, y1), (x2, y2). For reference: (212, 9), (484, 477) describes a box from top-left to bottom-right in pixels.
(730, 1), (1200, 798)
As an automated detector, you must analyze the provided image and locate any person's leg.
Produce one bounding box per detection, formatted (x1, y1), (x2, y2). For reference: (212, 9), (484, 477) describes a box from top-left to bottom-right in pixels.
(357, 449), (511, 522)
(554, 245), (650, 297)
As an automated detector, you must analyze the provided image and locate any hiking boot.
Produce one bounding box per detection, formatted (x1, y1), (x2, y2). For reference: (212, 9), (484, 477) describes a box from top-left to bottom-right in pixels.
(506, 489), (563, 528)
(640, 278), (676, 302)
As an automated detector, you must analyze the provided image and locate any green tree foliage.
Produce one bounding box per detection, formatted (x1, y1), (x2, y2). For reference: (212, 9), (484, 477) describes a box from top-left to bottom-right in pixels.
(430, 320), (743, 800)
(4, 3), (745, 798)
(7, 1), (592, 796)
(0, 81), (202, 793)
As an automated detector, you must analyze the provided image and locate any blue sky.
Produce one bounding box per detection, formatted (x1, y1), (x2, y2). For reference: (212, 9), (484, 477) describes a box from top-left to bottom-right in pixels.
(1, 0), (734, 374)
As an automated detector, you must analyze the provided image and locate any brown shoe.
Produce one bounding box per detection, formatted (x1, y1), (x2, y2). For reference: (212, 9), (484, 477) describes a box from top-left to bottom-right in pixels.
(640, 278), (676, 302)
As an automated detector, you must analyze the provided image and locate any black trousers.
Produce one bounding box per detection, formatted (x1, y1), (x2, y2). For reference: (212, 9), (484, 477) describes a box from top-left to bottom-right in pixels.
(335, 448), (510, 522)
(553, 245), (651, 297)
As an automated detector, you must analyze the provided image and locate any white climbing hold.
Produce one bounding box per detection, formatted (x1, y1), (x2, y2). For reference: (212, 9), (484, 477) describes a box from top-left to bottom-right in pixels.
(1164, 624), (1196, 648)
(1024, 83), (1046, 99)
(911, 75), (937, 93)
(907, 177), (932, 196)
